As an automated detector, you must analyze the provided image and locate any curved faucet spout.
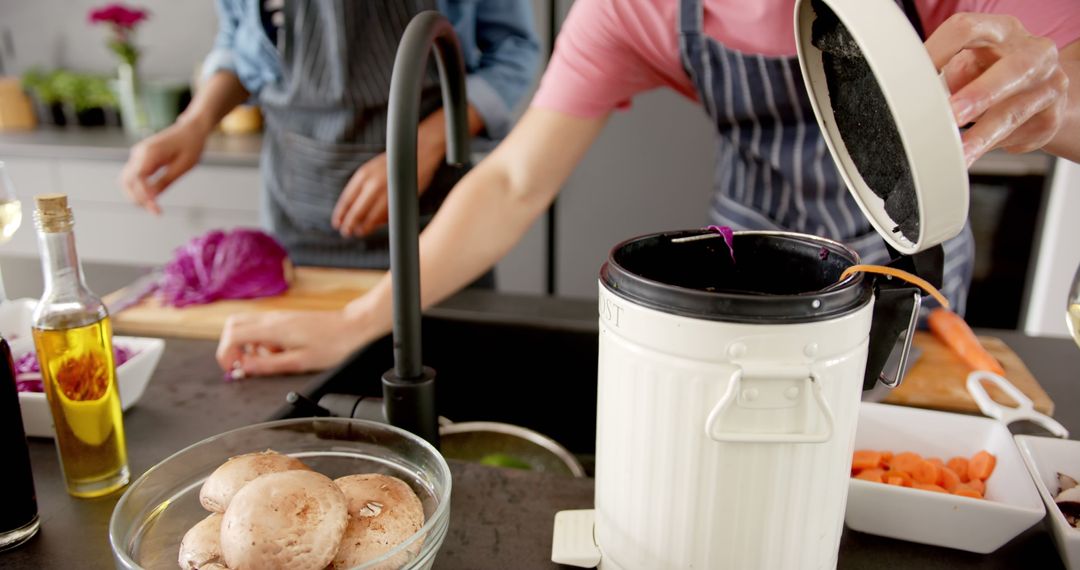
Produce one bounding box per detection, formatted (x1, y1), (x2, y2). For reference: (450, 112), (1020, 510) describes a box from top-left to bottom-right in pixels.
(383, 11), (471, 447)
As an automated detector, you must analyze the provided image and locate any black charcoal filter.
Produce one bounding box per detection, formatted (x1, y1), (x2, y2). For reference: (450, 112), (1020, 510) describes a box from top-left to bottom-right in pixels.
(811, 0), (920, 242)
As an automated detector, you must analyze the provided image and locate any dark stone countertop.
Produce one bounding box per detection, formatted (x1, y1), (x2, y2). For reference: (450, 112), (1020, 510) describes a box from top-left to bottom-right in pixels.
(0, 291), (1077, 569)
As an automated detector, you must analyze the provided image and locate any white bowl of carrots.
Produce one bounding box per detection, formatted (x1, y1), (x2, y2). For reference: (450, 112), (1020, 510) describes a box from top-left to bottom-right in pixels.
(846, 402), (1045, 553)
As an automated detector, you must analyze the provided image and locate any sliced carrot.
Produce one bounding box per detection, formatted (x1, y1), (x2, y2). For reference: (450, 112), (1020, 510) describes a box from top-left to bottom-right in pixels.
(885, 471), (912, 487)
(947, 457), (970, 482)
(969, 451), (997, 481)
(913, 483), (949, 494)
(927, 309), (1006, 375)
(851, 448), (996, 500)
(855, 469), (887, 483)
(912, 460), (941, 485)
(953, 486), (983, 499)
(891, 452), (924, 476)
(839, 265), (950, 309)
(852, 450), (884, 471)
(938, 466), (962, 492)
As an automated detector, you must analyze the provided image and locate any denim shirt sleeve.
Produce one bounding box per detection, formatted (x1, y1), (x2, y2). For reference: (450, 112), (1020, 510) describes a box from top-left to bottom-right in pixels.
(205, 0), (537, 129)
(202, 0), (281, 96)
(443, 0), (541, 139)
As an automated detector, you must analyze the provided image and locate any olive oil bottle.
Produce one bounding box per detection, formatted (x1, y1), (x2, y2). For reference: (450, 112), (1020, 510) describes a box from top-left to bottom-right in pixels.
(31, 194), (128, 498)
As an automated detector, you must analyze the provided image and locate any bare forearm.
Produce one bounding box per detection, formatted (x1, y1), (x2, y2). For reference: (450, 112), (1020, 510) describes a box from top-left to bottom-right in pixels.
(1043, 42), (1080, 161)
(346, 156), (551, 341)
(345, 108), (608, 344)
(420, 165), (548, 304)
(177, 71), (250, 138)
(417, 105), (486, 159)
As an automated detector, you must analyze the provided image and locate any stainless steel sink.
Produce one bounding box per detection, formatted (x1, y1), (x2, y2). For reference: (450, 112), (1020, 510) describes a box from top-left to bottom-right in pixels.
(271, 292), (600, 454)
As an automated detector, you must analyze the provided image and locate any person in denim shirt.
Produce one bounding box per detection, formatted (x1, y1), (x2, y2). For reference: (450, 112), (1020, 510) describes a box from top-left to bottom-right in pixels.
(121, 0), (539, 269)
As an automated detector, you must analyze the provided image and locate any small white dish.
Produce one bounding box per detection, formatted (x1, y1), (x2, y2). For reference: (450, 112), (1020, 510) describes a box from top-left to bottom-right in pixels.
(846, 402), (1045, 553)
(3, 298), (165, 438)
(1015, 436), (1080, 569)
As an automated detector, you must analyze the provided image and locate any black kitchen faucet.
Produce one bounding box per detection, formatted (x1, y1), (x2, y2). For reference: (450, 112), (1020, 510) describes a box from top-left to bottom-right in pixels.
(380, 11), (472, 448)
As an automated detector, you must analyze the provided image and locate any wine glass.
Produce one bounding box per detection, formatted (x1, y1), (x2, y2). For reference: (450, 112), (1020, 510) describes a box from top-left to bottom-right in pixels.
(0, 162), (21, 303)
(1066, 262), (1080, 349)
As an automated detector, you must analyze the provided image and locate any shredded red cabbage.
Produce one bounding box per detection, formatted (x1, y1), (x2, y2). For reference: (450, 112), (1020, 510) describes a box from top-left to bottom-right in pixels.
(14, 345), (137, 393)
(706, 225), (736, 263)
(819, 247), (830, 260)
(157, 229), (289, 308)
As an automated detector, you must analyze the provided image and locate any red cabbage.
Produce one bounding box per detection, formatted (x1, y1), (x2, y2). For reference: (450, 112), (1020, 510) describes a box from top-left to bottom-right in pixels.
(706, 225), (736, 263)
(14, 344), (137, 393)
(157, 229), (289, 308)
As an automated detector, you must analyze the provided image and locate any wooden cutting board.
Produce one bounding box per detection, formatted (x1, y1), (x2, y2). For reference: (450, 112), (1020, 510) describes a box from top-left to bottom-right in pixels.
(103, 267), (384, 340)
(882, 331), (1054, 416)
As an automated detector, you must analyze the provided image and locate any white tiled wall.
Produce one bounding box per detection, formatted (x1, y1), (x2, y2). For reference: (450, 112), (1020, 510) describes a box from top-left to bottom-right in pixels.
(0, 0), (217, 81)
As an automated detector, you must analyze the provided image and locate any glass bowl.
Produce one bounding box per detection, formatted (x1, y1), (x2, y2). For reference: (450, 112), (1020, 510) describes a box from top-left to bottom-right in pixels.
(109, 418), (452, 569)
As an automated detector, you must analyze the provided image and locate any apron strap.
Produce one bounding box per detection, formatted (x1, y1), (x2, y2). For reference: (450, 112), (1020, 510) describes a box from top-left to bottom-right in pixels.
(678, 0), (704, 35)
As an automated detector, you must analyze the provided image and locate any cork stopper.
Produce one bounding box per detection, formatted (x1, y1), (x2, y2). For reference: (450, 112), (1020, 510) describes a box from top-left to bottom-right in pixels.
(34, 193), (73, 232)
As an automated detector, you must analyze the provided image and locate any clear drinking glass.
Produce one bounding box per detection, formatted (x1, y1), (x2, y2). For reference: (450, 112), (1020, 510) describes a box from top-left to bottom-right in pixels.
(0, 162), (22, 302)
(1066, 263), (1080, 349)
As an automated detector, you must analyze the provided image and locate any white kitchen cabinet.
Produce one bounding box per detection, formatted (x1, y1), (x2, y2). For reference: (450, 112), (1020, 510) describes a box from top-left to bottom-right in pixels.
(1, 156), (260, 266)
(56, 160), (262, 212)
(0, 145), (547, 295)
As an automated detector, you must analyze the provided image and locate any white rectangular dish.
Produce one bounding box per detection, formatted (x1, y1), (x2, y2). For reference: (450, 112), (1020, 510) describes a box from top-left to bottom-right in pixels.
(1015, 435), (1080, 569)
(2, 298), (164, 438)
(846, 402), (1045, 553)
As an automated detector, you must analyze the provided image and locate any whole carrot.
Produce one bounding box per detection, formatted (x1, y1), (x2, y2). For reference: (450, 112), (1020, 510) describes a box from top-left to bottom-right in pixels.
(928, 308), (1006, 375)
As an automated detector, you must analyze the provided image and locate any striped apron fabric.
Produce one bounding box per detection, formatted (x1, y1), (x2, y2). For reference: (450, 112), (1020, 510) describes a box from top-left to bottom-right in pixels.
(678, 0), (975, 314)
(258, 0), (465, 269)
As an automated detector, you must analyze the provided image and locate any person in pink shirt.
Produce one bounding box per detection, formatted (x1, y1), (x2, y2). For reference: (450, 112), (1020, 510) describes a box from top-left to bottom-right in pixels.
(217, 0), (1080, 376)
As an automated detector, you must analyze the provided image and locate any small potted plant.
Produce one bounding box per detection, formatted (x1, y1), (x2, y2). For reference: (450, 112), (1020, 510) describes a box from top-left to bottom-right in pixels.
(21, 68), (66, 127)
(88, 3), (149, 136)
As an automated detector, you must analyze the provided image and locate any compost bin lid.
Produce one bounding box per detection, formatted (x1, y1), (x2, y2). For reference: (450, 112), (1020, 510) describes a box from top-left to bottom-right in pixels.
(794, 0), (969, 255)
(600, 230), (874, 324)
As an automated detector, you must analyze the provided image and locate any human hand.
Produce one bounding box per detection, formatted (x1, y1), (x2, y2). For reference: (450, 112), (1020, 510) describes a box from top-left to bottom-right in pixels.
(330, 147), (444, 238)
(215, 309), (372, 377)
(120, 119), (208, 214)
(926, 13), (1070, 166)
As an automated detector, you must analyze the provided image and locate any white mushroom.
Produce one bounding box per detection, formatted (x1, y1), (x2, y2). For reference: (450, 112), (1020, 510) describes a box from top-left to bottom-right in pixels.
(199, 450), (310, 513)
(331, 474), (426, 570)
(178, 513), (226, 570)
(1056, 484), (1080, 527)
(220, 470), (348, 570)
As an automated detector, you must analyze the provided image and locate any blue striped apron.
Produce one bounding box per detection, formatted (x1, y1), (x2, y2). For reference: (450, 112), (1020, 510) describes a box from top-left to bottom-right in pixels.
(258, 0), (463, 269)
(678, 0), (975, 314)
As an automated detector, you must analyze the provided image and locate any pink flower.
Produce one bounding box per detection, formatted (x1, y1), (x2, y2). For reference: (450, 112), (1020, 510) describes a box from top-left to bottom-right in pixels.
(88, 4), (149, 29)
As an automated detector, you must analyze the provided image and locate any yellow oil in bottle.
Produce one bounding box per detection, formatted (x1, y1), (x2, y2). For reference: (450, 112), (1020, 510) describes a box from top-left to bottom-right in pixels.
(32, 316), (129, 498)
